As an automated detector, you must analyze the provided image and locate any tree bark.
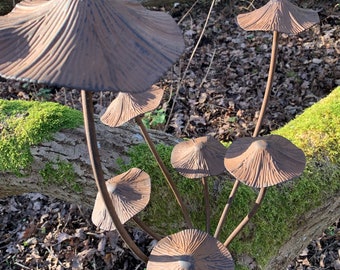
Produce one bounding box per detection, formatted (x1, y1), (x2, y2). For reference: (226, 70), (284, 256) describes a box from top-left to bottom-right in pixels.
(0, 118), (180, 208)
(265, 194), (340, 269)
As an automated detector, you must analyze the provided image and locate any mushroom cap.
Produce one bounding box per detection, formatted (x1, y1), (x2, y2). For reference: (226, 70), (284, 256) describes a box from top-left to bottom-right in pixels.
(0, 0), (184, 93)
(224, 135), (306, 188)
(237, 0), (320, 34)
(92, 168), (151, 231)
(147, 229), (234, 270)
(171, 136), (226, 178)
(100, 85), (164, 127)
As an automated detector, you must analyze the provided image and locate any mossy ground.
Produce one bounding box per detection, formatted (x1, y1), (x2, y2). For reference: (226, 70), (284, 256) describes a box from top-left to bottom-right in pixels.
(119, 86), (340, 269)
(0, 99), (83, 173)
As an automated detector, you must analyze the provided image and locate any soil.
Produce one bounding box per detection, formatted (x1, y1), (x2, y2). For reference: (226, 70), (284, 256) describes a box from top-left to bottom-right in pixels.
(0, 0), (339, 269)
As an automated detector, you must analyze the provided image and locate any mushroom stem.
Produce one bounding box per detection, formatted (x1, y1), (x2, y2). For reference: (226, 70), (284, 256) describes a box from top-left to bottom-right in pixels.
(223, 187), (267, 247)
(135, 116), (193, 229)
(216, 31), (279, 239)
(81, 90), (148, 263)
(253, 30), (279, 137)
(214, 179), (240, 239)
(132, 216), (162, 241)
(201, 177), (210, 233)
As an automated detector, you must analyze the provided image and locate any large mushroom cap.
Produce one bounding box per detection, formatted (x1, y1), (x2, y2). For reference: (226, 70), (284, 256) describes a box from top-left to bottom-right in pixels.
(100, 85), (164, 127)
(0, 0), (184, 93)
(237, 0), (320, 34)
(147, 229), (234, 270)
(92, 168), (151, 231)
(224, 135), (306, 188)
(171, 136), (226, 178)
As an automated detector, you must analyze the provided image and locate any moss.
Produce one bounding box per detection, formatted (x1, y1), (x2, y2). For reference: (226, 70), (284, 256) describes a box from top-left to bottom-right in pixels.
(0, 100), (83, 173)
(39, 159), (82, 193)
(119, 87), (340, 269)
(272, 86), (340, 162)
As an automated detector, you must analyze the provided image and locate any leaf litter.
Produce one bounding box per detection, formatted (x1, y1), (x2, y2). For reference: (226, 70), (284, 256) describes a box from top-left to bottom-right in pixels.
(0, 0), (339, 269)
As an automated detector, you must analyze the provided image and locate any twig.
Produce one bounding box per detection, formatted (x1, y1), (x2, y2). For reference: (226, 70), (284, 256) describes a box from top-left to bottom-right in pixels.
(166, 0), (217, 131)
(14, 262), (31, 270)
(178, 0), (199, 25)
(199, 48), (217, 88)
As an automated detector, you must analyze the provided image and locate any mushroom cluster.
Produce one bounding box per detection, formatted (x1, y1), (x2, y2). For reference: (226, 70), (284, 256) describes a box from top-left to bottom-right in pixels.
(0, 0), (320, 268)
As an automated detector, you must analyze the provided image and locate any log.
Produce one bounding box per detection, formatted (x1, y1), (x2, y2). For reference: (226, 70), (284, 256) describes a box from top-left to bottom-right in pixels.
(0, 119), (181, 208)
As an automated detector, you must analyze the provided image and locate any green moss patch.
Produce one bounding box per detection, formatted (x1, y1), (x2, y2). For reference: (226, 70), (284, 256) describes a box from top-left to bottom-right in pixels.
(40, 159), (82, 193)
(273, 86), (340, 162)
(0, 100), (83, 173)
(119, 87), (340, 269)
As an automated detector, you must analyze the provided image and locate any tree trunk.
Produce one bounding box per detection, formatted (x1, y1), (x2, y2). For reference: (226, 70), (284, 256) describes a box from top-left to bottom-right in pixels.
(265, 195), (340, 269)
(0, 119), (180, 208)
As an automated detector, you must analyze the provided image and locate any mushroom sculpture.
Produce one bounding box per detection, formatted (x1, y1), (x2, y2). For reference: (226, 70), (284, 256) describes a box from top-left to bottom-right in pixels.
(147, 229), (234, 270)
(0, 0), (185, 262)
(171, 136), (227, 233)
(101, 85), (193, 228)
(221, 135), (306, 246)
(92, 168), (151, 231)
(237, 0), (320, 136)
(214, 0), (319, 240)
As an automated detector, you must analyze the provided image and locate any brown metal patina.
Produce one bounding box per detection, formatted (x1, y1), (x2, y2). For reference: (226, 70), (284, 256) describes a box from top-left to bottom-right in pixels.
(92, 168), (151, 231)
(101, 85), (164, 127)
(147, 229), (235, 270)
(224, 134), (306, 188)
(171, 136), (227, 179)
(0, 0), (184, 93)
(237, 0), (320, 34)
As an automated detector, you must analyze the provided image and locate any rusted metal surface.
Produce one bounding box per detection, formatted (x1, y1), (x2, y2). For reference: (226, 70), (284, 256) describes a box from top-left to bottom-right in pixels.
(101, 85), (164, 127)
(147, 229), (235, 269)
(171, 135), (227, 178)
(224, 135), (306, 188)
(237, 0), (320, 34)
(0, 0), (184, 93)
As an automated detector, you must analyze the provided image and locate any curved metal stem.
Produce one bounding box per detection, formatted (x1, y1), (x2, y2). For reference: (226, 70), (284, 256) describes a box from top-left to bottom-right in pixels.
(253, 30), (279, 137)
(224, 187), (266, 247)
(132, 216), (162, 241)
(81, 90), (148, 263)
(215, 31), (279, 241)
(214, 180), (240, 239)
(201, 177), (210, 233)
(135, 116), (193, 229)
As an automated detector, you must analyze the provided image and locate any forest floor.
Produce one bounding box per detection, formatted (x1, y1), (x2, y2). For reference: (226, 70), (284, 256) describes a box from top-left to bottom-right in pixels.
(0, 0), (339, 269)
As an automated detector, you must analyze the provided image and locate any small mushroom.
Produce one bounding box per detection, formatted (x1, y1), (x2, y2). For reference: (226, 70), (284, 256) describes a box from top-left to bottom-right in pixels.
(171, 136), (227, 232)
(171, 136), (226, 179)
(214, 1), (318, 240)
(101, 85), (193, 229)
(101, 85), (164, 127)
(147, 229), (234, 270)
(237, 0), (320, 34)
(221, 135), (306, 247)
(224, 134), (306, 188)
(92, 168), (151, 231)
(236, 0), (320, 136)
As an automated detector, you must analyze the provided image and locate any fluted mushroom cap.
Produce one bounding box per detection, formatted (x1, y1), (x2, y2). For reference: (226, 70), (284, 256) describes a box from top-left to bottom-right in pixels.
(92, 168), (151, 231)
(237, 0), (320, 34)
(171, 136), (227, 178)
(147, 229), (234, 270)
(224, 135), (306, 188)
(100, 85), (164, 127)
(0, 0), (184, 93)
